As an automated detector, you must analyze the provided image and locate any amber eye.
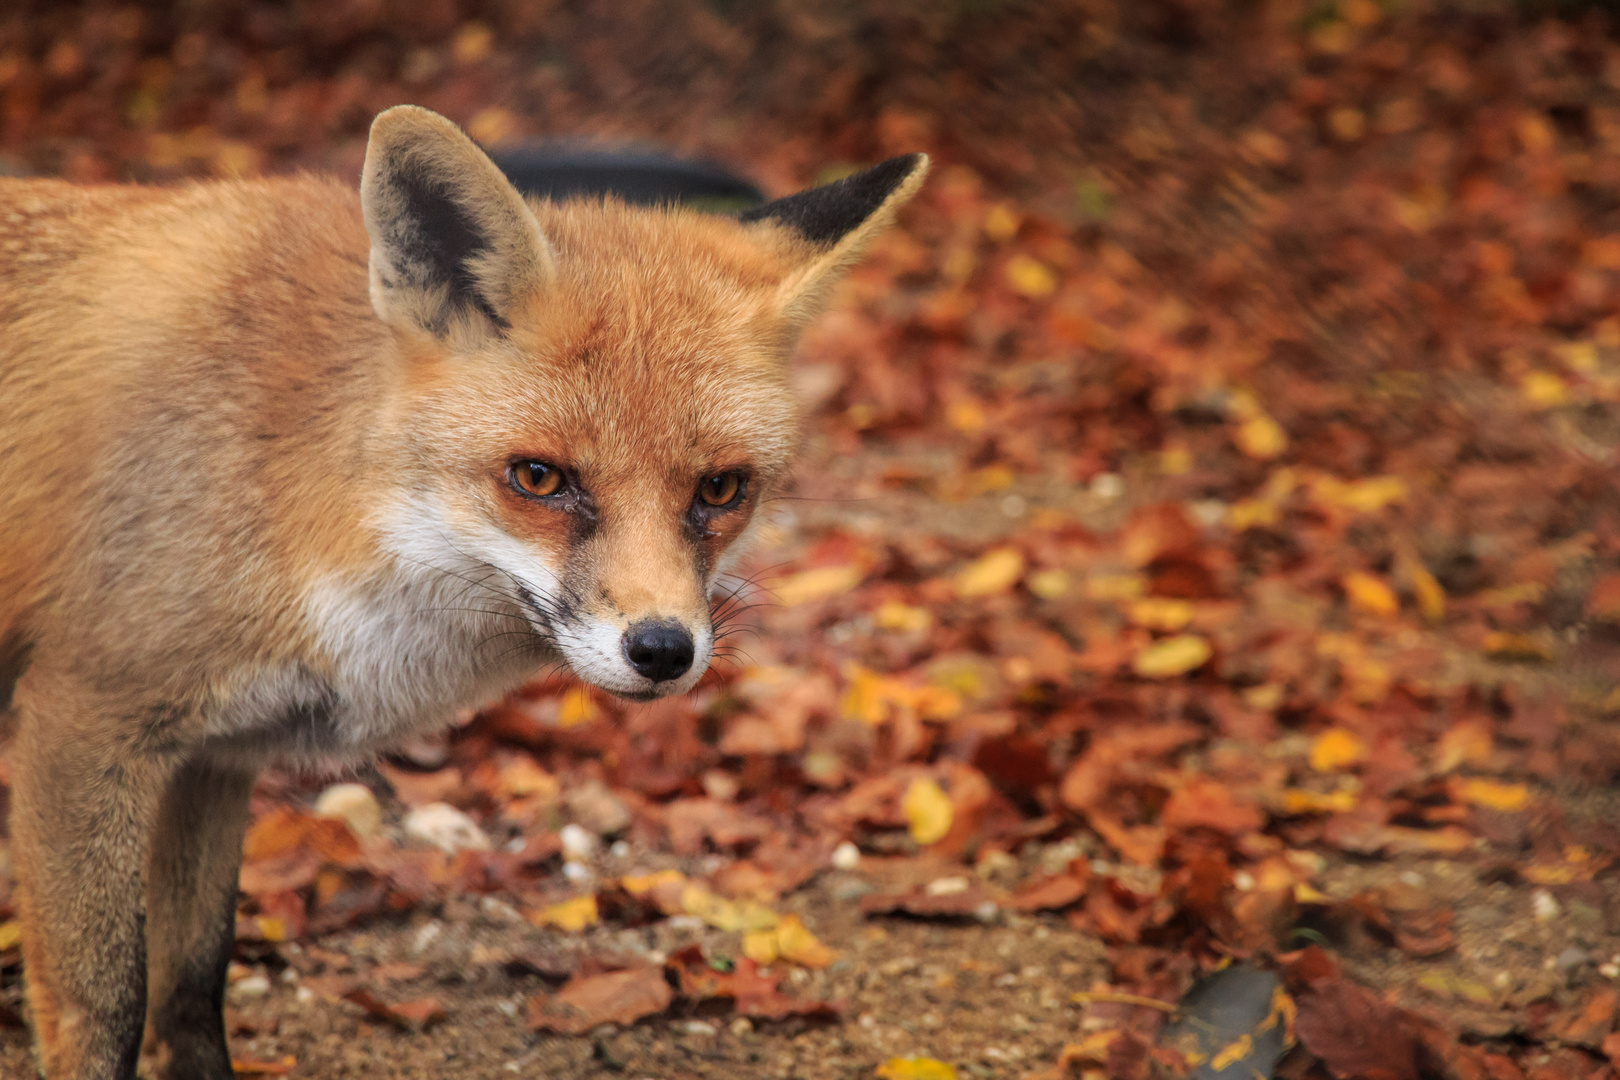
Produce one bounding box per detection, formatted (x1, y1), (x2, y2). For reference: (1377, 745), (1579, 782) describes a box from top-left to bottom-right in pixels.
(511, 460), (564, 498)
(698, 472), (743, 508)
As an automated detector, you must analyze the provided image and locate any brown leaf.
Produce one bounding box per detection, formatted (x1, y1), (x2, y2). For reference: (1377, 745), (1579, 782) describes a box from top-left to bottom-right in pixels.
(527, 966), (673, 1035)
(341, 988), (446, 1031)
(1006, 873), (1088, 912)
(1293, 975), (1422, 1080)
(860, 878), (999, 918)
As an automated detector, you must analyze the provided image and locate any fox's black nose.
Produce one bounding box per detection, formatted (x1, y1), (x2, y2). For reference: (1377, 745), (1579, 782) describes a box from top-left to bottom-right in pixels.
(622, 621), (695, 682)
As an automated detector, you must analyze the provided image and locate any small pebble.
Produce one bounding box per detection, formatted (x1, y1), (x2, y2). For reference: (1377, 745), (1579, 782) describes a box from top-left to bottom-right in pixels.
(403, 803), (490, 854)
(232, 974), (271, 999)
(560, 823), (596, 861)
(729, 1017), (753, 1037)
(1532, 888), (1560, 921)
(562, 860), (593, 885)
(831, 841), (861, 871)
(314, 782), (382, 839)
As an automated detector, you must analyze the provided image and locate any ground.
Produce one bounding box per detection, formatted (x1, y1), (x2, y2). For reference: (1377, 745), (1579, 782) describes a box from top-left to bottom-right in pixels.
(7, 2), (1620, 1079)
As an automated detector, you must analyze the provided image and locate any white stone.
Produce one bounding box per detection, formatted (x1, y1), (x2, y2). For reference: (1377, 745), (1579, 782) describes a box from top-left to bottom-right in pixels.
(560, 823), (597, 861)
(404, 803), (490, 854)
(314, 782), (383, 839)
(831, 841), (861, 871)
(231, 973), (271, 999)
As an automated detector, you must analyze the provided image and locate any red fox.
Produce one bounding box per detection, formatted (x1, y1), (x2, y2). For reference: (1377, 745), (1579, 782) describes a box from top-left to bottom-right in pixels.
(0, 105), (926, 1080)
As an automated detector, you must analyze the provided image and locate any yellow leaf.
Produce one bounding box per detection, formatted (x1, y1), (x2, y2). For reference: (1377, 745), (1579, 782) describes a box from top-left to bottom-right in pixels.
(965, 464), (1015, 495)
(902, 777), (955, 846)
(876, 1057), (958, 1080)
(1278, 787), (1359, 815)
(773, 565), (864, 606)
(1130, 634), (1212, 678)
(526, 894), (599, 932)
(466, 107), (519, 147)
(1127, 598), (1194, 632)
(0, 921), (19, 951)
(841, 665), (905, 725)
(874, 601), (932, 634)
(1310, 728), (1366, 772)
(1294, 883), (1331, 904)
(1343, 572), (1398, 616)
(680, 883), (778, 933)
(621, 869), (686, 895)
(1407, 562), (1446, 623)
(944, 399), (986, 434)
(1235, 414), (1287, 460)
(1483, 631), (1554, 662)
(953, 548), (1025, 599)
(1085, 572), (1145, 601)
(1522, 371), (1569, 408)
(253, 916), (288, 943)
(742, 929), (779, 966)
(557, 686), (598, 728)
(1212, 1033), (1257, 1071)
(451, 21), (494, 63)
(776, 914), (837, 968)
(1313, 475), (1408, 513)
(1026, 568), (1071, 600)
(983, 204), (1020, 241)
(1004, 254), (1056, 299)
(1456, 778), (1530, 812)
(1227, 497), (1282, 531)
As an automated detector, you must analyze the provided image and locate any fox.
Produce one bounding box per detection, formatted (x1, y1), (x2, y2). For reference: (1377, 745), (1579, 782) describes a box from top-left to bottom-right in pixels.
(0, 104), (927, 1080)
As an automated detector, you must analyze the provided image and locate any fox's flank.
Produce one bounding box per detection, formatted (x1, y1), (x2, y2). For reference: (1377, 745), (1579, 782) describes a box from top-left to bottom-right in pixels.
(0, 104), (926, 1080)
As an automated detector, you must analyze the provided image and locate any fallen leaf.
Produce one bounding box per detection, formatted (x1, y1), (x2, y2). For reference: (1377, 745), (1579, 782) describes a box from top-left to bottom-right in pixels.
(773, 564), (864, 606)
(1343, 572), (1399, 616)
(526, 894), (599, 932)
(342, 988), (446, 1031)
(1309, 729), (1366, 772)
(876, 1056), (958, 1080)
(1131, 635), (1212, 678)
(1004, 254), (1056, 298)
(231, 1057), (297, 1076)
(1453, 778), (1530, 812)
(1235, 415), (1287, 460)
(528, 966), (673, 1035)
(954, 548), (1025, 599)
(902, 776), (954, 845)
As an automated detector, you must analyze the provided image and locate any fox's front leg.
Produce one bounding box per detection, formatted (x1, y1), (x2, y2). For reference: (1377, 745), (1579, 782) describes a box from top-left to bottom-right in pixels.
(10, 667), (178, 1080)
(143, 758), (256, 1080)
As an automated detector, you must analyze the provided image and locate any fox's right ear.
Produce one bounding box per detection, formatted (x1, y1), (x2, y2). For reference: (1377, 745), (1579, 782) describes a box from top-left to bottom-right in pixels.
(741, 154), (930, 327)
(361, 105), (555, 339)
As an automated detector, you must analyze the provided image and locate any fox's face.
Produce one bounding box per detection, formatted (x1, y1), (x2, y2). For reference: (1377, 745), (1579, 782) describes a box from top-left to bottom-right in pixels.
(358, 108), (926, 700)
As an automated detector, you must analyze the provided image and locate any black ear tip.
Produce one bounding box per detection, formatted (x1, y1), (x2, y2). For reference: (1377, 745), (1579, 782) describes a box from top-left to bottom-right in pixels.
(738, 152), (929, 246)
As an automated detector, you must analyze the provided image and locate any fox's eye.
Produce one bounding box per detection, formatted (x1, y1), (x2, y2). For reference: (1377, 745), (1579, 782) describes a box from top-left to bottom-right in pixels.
(698, 472), (743, 508)
(511, 460), (563, 498)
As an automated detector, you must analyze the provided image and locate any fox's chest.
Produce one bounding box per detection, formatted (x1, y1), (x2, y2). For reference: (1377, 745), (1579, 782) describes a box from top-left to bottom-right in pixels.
(211, 571), (544, 763)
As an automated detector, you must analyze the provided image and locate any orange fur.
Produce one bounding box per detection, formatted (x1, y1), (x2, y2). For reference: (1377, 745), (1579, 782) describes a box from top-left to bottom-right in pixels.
(0, 106), (925, 1079)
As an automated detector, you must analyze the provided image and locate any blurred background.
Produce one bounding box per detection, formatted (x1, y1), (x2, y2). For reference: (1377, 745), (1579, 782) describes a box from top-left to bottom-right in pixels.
(6, 2), (1620, 1078)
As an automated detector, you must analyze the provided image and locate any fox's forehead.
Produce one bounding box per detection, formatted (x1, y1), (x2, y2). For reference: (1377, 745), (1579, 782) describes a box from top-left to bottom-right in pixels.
(473, 202), (802, 474)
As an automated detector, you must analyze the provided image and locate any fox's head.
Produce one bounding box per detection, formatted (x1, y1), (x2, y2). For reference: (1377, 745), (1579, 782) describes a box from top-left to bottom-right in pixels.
(357, 106), (926, 701)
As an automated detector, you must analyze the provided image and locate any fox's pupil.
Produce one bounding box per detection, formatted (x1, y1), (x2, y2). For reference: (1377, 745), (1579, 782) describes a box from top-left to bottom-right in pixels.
(514, 461), (561, 498)
(700, 474), (740, 507)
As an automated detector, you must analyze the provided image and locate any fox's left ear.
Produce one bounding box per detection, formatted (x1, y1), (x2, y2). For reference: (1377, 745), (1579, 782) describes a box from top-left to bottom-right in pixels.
(741, 153), (930, 326)
(361, 105), (555, 339)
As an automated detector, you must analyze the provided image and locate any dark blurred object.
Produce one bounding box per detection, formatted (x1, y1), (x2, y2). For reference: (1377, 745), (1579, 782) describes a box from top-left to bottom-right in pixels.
(486, 142), (762, 212)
